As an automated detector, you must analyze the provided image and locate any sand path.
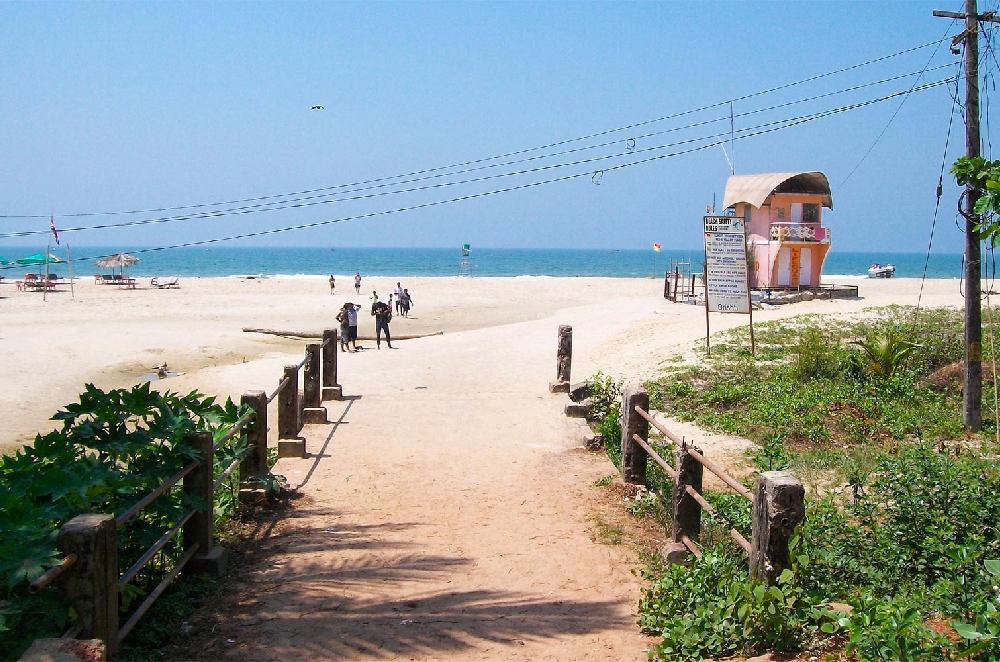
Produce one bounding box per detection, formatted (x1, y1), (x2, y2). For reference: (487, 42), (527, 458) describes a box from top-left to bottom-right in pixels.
(1, 275), (966, 659)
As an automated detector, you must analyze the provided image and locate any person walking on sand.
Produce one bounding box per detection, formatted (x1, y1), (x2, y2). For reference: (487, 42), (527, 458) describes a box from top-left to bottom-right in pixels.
(401, 288), (413, 317)
(354, 272), (361, 294)
(394, 281), (404, 315)
(336, 303), (351, 352)
(371, 297), (394, 349)
(346, 302), (360, 351)
(328, 275), (336, 294)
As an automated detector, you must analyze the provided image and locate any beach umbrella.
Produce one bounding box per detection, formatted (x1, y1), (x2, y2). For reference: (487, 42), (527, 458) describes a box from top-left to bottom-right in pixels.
(95, 252), (139, 270)
(16, 252), (64, 266)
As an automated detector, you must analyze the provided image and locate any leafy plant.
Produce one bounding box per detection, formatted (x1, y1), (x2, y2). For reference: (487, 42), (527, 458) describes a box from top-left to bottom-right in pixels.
(849, 330), (921, 380)
(0, 383), (251, 657)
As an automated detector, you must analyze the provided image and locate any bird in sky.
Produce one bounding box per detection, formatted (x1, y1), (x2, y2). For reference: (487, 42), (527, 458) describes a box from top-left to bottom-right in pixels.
(310, 105), (324, 111)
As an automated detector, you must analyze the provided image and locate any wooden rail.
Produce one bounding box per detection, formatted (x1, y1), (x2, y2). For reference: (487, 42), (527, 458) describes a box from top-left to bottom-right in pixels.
(619, 384), (804, 583)
(33, 329), (345, 657)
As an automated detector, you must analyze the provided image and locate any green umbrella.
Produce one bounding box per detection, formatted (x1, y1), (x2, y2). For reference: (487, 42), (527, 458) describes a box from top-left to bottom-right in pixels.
(16, 252), (64, 266)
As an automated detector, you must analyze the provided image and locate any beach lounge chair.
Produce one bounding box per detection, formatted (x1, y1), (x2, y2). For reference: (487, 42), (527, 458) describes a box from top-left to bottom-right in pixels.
(151, 276), (180, 289)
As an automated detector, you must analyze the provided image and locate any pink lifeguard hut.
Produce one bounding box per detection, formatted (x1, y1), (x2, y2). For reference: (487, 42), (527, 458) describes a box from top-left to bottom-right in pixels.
(723, 171), (832, 289)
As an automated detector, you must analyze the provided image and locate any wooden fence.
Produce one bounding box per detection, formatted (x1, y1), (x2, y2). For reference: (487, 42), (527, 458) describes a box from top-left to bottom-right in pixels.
(620, 384), (804, 582)
(24, 330), (344, 658)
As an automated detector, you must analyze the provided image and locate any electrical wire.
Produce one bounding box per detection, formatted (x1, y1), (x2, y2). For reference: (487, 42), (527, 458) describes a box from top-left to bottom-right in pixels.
(841, 21), (955, 187)
(0, 36), (956, 220)
(0, 76), (957, 241)
(0, 77), (956, 270)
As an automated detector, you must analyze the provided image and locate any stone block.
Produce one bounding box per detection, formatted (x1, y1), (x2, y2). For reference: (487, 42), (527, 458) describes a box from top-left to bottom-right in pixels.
(548, 380), (570, 394)
(584, 433), (603, 451)
(302, 407), (328, 424)
(19, 638), (106, 662)
(186, 546), (228, 577)
(321, 385), (343, 401)
(564, 402), (589, 418)
(659, 541), (690, 566)
(569, 381), (592, 402)
(238, 487), (268, 506)
(277, 439), (305, 458)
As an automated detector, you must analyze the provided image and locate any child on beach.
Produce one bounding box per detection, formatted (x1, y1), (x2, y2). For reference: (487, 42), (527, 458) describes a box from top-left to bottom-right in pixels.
(401, 289), (413, 317)
(354, 272), (361, 294)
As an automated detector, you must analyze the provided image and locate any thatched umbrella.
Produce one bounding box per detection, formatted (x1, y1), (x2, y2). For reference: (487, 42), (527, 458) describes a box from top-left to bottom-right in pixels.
(95, 252), (139, 270)
(96, 252), (139, 280)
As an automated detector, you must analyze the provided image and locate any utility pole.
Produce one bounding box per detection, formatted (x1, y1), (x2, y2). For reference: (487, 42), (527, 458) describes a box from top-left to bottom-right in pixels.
(933, 1), (1000, 431)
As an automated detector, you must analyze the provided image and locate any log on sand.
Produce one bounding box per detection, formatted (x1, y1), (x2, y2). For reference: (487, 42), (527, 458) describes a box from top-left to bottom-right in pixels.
(243, 327), (443, 341)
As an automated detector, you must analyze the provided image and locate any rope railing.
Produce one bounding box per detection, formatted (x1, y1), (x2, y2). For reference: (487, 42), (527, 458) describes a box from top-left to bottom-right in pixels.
(119, 510), (196, 588)
(33, 328), (348, 656)
(683, 444), (753, 502)
(616, 383), (804, 584)
(212, 411), (254, 452)
(632, 432), (751, 555)
(115, 461), (199, 528)
(116, 543), (200, 644)
(267, 375), (291, 404)
(212, 458), (242, 491)
(28, 554), (78, 594)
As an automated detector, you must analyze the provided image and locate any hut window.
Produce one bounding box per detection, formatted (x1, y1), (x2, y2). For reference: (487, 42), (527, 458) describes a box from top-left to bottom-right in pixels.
(802, 203), (820, 222)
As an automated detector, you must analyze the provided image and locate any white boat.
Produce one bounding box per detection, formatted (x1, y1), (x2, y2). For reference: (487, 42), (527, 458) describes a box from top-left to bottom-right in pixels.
(867, 263), (895, 278)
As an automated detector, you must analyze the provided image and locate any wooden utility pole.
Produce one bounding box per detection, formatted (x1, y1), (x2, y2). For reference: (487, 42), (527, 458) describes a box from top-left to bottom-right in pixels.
(934, 1), (1000, 431)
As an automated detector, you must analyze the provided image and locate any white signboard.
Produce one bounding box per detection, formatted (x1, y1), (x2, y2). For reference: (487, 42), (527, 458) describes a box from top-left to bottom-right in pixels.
(704, 215), (750, 314)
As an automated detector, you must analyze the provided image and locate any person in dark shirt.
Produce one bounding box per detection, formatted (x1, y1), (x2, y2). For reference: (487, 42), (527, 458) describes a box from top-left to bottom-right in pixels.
(370, 298), (394, 349)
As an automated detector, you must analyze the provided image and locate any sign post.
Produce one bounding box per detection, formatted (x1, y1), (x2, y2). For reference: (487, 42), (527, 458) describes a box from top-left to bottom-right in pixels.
(703, 215), (754, 356)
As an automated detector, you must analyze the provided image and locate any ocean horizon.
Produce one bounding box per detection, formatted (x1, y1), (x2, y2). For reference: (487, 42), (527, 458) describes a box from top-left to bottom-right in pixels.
(0, 245), (971, 280)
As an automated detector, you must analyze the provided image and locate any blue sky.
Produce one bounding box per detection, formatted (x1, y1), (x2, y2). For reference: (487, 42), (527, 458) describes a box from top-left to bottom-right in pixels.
(0, 0), (992, 253)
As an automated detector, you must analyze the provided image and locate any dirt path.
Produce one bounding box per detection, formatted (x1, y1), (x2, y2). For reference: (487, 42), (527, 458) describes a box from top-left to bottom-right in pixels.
(168, 310), (662, 660)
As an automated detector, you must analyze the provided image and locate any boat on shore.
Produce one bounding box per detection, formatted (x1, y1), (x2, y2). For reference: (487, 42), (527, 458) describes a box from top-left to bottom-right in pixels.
(867, 263), (895, 278)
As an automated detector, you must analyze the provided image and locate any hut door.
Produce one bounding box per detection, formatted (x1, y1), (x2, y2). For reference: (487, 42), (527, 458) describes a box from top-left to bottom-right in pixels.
(776, 247), (791, 287)
(799, 248), (813, 286)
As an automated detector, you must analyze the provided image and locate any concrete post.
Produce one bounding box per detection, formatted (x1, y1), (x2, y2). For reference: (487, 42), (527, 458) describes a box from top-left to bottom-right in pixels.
(57, 514), (119, 656)
(183, 432), (226, 575)
(321, 329), (342, 401)
(750, 471), (805, 584)
(619, 384), (649, 485)
(239, 391), (267, 479)
(277, 365), (305, 457)
(548, 325), (572, 393)
(672, 444), (703, 543)
(302, 345), (328, 424)
(303, 344), (321, 409)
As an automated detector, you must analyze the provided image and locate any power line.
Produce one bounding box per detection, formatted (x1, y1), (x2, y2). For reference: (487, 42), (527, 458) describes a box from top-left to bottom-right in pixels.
(0, 75), (958, 240)
(0, 36), (956, 220)
(1, 77), (954, 270)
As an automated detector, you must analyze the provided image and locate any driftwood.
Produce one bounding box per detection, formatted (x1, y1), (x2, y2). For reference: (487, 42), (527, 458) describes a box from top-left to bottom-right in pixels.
(242, 327), (443, 341)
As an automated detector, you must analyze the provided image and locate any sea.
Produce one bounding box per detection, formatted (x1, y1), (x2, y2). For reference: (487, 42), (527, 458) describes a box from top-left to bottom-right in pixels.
(0, 245), (972, 279)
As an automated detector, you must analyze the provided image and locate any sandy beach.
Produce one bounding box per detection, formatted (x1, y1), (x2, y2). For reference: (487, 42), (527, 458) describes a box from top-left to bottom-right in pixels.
(0, 274), (970, 659)
(0, 274), (964, 454)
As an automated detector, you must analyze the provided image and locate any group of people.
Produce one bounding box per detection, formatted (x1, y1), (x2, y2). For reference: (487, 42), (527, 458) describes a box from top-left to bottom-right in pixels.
(335, 279), (415, 352)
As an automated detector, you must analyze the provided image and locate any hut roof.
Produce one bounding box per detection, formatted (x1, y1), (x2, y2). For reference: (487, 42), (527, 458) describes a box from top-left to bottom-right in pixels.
(722, 172), (833, 210)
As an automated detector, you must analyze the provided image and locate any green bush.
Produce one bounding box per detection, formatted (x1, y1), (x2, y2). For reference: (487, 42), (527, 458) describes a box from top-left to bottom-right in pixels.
(0, 384), (251, 656)
(639, 547), (820, 660)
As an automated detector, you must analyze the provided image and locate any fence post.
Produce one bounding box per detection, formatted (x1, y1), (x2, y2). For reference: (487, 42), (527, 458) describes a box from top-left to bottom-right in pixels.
(277, 365), (305, 457)
(183, 431), (226, 575)
(663, 270), (670, 299)
(57, 514), (118, 656)
(548, 325), (572, 393)
(321, 329), (342, 401)
(619, 384), (649, 485)
(239, 390), (268, 505)
(750, 471), (805, 584)
(672, 443), (703, 544)
(672, 267), (680, 302)
(302, 344), (328, 424)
